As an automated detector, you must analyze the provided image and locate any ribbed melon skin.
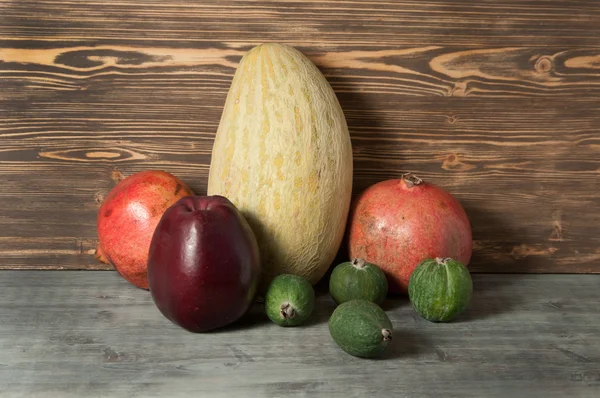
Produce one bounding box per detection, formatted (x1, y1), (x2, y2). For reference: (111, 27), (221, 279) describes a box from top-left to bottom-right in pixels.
(408, 258), (473, 322)
(207, 43), (353, 287)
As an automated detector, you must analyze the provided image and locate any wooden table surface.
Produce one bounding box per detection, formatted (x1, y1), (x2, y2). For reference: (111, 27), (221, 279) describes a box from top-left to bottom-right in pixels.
(0, 271), (598, 397)
(2, 0), (600, 274)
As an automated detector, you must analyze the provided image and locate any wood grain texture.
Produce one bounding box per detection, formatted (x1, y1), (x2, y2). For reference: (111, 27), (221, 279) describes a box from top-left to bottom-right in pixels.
(0, 271), (599, 397)
(1, 0), (600, 272)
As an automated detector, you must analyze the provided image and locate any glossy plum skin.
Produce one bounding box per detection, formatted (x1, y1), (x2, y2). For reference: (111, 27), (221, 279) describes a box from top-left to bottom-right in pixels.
(96, 170), (193, 289)
(147, 195), (261, 333)
(347, 176), (472, 294)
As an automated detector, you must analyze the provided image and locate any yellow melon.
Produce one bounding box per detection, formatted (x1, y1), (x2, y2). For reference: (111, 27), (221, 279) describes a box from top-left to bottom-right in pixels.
(207, 43), (353, 286)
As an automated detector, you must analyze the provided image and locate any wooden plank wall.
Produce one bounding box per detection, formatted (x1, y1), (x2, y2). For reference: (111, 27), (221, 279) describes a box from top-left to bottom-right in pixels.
(1, 0), (599, 273)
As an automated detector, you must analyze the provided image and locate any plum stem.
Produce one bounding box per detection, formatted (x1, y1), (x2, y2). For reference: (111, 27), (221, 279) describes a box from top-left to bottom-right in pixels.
(280, 303), (296, 319)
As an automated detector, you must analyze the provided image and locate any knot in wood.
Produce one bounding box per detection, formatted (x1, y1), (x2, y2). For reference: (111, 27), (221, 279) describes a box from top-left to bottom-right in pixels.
(535, 56), (553, 73)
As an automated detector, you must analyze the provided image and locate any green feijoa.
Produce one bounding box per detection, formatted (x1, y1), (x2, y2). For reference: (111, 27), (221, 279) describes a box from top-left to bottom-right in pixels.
(265, 274), (315, 326)
(329, 258), (388, 305)
(408, 257), (473, 322)
(329, 299), (393, 358)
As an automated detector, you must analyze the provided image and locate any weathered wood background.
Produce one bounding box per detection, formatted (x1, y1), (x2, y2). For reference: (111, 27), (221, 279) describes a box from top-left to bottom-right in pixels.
(1, 0), (599, 273)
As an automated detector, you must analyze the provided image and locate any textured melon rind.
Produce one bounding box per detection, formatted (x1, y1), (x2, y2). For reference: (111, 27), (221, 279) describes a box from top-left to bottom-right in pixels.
(207, 43), (353, 287)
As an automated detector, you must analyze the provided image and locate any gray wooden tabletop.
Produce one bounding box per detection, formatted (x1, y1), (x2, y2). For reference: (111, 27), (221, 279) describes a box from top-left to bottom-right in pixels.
(0, 271), (598, 398)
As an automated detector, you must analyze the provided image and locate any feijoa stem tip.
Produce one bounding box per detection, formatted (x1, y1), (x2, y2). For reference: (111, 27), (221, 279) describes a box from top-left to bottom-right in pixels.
(351, 258), (367, 269)
(280, 303), (296, 319)
(381, 329), (392, 341)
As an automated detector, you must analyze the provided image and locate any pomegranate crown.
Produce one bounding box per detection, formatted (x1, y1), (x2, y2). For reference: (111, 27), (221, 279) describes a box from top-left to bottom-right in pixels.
(401, 173), (423, 188)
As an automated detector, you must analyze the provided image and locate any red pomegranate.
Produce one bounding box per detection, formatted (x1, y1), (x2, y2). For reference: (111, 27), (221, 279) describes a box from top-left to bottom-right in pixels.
(96, 170), (194, 289)
(347, 173), (472, 294)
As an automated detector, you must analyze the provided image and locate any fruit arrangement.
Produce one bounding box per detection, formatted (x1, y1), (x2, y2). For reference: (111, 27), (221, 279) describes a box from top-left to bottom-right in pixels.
(347, 173), (472, 294)
(95, 43), (474, 358)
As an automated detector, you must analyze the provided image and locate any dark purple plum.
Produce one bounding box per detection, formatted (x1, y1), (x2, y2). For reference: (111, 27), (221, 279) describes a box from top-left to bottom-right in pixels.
(148, 195), (261, 332)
